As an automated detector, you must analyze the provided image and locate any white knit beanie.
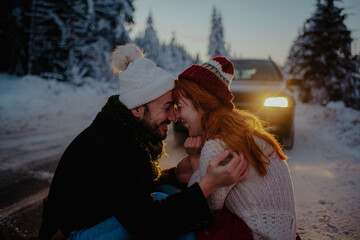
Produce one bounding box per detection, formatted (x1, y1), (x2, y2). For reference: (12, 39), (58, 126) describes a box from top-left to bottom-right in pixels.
(110, 43), (175, 109)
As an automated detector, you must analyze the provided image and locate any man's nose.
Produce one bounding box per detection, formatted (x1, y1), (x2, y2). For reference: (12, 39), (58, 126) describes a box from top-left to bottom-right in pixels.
(168, 107), (181, 122)
(168, 107), (177, 122)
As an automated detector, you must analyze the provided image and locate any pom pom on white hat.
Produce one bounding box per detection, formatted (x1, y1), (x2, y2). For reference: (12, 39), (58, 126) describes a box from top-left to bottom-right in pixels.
(111, 43), (175, 109)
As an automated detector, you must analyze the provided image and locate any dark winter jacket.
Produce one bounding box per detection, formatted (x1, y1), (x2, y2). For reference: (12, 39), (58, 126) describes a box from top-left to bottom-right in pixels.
(38, 95), (213, 239)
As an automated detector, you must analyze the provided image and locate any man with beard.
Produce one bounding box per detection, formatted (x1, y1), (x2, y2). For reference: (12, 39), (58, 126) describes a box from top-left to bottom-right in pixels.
(38, 44), (249, 240)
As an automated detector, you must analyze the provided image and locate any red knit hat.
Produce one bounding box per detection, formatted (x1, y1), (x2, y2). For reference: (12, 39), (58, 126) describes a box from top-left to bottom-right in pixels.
(178, 56), (235, 109)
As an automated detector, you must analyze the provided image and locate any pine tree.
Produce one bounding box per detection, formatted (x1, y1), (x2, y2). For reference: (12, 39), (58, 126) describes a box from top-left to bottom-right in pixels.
(159, 33), (194, 76)
(343, 56), (360, 110)
(15, 0), (134, 83)
(52, 0), (97, 83)
(62, 0), (134, 83)
(208, 7), (228, 58)
(135, 12), (161, 64)
(284, 0), (358, 106)
(135, 13), (194, 76)
(0, 0), (32, 75)
(27, 0), (65, 76)
(194, 53), (201, 64)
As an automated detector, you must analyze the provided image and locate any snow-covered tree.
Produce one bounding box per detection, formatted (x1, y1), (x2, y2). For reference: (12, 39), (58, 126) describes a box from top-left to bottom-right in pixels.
(208, 7), (229, 58)
(135, 12), (161, 64)
(3, 0), (134, 84)
(193, 53), (201, 65)
(60, 0), (134, 83)
(27, 0), (64, 76)
(135, 13), (194, 76)
(343, 56), (360, 110)
(0, 0), (32, 75)
(284, 0), (358, 107)
(61, 0), (134, 83)
(159, 33), (194, 76)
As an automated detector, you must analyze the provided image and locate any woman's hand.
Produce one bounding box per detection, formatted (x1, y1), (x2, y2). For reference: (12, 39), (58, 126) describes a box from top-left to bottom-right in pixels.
(184, 136), (203, 157)
(184, 136), (203, 171)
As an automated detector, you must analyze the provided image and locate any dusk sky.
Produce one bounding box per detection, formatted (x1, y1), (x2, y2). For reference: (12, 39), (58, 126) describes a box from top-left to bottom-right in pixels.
(129, 0), (360, 66)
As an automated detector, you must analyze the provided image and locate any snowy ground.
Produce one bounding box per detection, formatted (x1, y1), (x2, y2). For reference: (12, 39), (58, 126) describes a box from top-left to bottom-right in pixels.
(0, 74), (116, 175)
(1, 74), (359, 239)
(286, 103), (360, 239)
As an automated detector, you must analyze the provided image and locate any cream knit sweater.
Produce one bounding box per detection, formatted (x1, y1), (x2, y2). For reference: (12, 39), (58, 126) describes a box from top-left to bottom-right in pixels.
(188, 138), (296, 240)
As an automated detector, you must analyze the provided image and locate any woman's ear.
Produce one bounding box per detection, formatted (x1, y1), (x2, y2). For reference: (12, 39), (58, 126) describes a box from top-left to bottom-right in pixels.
(131, 106), (145, 119)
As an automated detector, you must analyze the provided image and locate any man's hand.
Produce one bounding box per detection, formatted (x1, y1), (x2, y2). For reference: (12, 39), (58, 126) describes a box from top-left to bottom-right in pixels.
(184, 136), (203, 171)
(175, 155), (193, 183)
(199, 150), (249, 198)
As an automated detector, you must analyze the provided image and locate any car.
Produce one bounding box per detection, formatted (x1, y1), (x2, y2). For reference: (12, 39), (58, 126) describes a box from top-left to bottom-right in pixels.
(173, 58), (296, 149)
(230, 58), (295, 149)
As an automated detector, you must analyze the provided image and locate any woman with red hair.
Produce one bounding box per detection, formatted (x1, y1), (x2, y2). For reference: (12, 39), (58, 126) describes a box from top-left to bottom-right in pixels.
(174, 57), (297, 240)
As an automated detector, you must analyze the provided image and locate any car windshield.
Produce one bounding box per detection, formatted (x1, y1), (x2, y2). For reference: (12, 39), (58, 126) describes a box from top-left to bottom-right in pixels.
(232, 60), (281, 81)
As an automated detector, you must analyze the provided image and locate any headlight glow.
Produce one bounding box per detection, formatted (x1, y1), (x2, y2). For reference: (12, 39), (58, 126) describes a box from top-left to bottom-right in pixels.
(264, 97), (288, 108)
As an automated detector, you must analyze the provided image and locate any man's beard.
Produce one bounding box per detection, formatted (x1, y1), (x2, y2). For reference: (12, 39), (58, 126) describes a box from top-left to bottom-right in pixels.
(140, 106), (170, 142)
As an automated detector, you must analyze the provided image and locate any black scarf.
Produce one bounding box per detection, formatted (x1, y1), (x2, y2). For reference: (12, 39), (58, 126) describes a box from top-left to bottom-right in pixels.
(100, 95), (164, 181)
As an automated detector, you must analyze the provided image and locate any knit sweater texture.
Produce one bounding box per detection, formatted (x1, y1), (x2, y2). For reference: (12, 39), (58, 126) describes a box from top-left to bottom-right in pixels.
(188, 138), (296, 240)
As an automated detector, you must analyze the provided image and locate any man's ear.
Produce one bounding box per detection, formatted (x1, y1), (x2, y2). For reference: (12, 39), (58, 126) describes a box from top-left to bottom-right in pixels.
(131, 106), (145, 119)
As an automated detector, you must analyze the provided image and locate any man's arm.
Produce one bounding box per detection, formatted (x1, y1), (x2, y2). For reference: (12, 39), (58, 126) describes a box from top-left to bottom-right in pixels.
(156, 166), (187, 190)
(198, 150), (248, 198)
(176, 146), (249, 198)
(176, 136), (249, 198)
(118, 147), (247, 237)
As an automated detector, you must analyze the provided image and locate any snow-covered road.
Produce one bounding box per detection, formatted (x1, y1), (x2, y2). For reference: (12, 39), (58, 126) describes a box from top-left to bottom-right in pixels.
(1, 74), (359, 239)
(287, 103), (360, 239)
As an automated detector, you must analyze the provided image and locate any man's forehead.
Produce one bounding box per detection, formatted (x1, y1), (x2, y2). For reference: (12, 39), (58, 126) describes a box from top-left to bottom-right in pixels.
(150, 90), (174, 106)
